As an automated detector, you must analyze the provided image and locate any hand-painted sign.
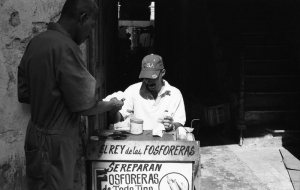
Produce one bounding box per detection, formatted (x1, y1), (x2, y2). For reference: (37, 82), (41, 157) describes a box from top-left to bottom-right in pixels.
(93, 161), (193, 190)
(87, 141), (200, 161)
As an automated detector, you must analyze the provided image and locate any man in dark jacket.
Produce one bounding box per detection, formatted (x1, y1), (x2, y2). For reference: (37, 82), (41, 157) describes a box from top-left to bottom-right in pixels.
(17, 0), (123, 189)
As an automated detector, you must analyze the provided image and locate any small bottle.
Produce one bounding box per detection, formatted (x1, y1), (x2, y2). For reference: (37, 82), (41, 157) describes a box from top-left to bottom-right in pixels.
(163, 110), (170, 119)
(158, 110), (169, 123)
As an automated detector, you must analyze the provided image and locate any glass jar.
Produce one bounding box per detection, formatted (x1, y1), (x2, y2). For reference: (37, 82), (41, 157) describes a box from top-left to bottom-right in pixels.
(130, 118), (144, 135)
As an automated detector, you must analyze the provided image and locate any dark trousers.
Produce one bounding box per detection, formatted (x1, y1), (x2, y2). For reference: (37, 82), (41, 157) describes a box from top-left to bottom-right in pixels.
(25, 122), (79, 190)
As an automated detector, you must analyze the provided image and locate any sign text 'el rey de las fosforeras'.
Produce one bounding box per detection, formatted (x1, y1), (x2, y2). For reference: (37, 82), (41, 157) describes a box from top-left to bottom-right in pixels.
(87, 141), (200, 161)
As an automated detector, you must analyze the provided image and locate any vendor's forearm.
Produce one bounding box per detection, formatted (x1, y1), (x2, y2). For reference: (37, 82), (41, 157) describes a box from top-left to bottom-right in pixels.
(78, 101), (114, 116)
(173, 122), (183, 130)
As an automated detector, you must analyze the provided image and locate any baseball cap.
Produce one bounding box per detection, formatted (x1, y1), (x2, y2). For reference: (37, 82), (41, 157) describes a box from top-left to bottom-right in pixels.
(139, 54), (164, 79)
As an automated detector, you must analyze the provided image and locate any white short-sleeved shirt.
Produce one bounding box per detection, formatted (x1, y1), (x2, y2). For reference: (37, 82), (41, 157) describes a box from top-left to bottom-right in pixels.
(120, 80), (186, 130)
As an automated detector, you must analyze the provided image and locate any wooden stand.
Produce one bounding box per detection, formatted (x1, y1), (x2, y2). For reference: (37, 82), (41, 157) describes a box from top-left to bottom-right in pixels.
(86, 130), (201, 190)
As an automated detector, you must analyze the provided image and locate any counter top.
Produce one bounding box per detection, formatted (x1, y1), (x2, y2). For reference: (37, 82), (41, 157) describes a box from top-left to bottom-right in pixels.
(90, 130), (176, 141)
(87, 130), (199, 162)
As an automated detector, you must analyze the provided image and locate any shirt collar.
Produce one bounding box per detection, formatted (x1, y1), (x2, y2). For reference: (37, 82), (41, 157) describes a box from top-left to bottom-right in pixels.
(47, 22), (72, 39)
(140, 80), (171, 98)
(158, 80), (170, 96)
(158, 80), (171, 97)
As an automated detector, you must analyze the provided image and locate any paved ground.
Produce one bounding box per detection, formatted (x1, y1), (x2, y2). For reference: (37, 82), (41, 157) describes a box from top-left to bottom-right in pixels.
(197, 128), (296, 190)
(225, 139), (293, 189)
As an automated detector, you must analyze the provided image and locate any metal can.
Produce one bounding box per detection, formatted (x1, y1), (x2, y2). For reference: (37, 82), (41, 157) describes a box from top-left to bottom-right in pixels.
(130, 118), (143, 135)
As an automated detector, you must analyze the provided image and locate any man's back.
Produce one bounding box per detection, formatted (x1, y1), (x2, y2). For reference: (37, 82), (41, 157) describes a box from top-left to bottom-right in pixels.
(18, 23), (96, 130)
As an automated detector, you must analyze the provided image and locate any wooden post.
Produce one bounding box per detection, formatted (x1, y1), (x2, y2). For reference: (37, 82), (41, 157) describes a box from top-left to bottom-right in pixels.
(87, 0), (118, 133)
(237, 52), (246, 146)
(96, 0), (106, 130)
(87, 27), (97, 138)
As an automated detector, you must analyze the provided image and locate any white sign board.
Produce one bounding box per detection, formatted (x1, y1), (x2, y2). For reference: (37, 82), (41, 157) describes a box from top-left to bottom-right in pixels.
(87, 141), (200, 162)
(93, 161), (193, 190)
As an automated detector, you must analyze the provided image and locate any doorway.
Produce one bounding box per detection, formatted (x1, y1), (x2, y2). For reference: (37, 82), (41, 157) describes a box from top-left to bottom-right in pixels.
(86, 0), (155, 131)
(115, 0), (155, 91)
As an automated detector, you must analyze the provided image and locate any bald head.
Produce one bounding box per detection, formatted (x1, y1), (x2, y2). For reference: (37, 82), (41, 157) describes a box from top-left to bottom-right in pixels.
(61, 0), (99, 20)
(58, 0), (99, 45)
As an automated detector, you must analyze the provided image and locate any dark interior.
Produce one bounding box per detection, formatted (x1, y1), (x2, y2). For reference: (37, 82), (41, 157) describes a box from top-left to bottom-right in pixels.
(88, 0), (300, 149)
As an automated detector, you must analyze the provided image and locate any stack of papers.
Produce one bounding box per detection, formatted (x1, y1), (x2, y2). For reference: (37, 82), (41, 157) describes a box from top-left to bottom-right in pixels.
(114, 121), (130, 131)
(152, 123), (165, 137)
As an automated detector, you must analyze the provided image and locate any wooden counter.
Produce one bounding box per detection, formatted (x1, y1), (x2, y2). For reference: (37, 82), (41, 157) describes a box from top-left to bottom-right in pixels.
(86, 130), (201, 190)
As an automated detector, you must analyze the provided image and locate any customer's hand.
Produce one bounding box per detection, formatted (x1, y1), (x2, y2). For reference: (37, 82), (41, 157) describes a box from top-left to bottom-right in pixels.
(162, 116), (174, 131)
(109, 97), (124, 114)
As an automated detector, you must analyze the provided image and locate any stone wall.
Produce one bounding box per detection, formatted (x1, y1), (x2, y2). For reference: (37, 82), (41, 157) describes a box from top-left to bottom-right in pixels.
(0, 0), (87, 189)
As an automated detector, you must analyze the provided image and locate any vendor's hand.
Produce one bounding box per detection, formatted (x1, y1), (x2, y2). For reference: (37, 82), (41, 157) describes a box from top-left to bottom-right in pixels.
(162, 116), (174, 131)
(109, 97), (124, 114)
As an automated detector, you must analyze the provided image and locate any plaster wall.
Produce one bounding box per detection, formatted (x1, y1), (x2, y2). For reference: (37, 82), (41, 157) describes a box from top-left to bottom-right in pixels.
(0, 0), (87, 189)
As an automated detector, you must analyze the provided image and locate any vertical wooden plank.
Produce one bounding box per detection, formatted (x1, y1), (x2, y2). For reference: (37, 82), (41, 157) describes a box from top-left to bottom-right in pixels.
(237, 52), (246, 146)
(95, 0), (118, 130)
(96, 0), (105, 130)
(97, 0), (106, 130)
(87, 26), (96, 137)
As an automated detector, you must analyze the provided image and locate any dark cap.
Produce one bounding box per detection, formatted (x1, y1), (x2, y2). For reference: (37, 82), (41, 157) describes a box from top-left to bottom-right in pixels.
(139, 54), (164, 79)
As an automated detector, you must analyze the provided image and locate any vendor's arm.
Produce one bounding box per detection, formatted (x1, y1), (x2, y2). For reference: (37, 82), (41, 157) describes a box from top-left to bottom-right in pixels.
(162, 116), (183, 132)
(172, 121), (183, 130)
(163, 89), (186, 131)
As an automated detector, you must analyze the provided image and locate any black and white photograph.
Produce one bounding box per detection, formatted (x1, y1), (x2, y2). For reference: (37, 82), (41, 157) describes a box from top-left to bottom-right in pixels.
(0, 0), (299, 189)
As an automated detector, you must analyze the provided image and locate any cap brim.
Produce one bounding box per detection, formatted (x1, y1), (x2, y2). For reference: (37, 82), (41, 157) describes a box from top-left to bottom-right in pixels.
(139, 70), (160, 79)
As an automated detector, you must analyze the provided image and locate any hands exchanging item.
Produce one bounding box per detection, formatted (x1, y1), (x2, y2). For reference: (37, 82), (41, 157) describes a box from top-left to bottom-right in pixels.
(109, 97), (124, 114)
(107, 93), (175, 132)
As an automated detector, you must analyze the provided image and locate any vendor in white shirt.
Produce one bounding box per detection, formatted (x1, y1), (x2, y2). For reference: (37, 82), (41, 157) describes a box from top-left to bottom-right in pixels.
(110, 54), (186, 131)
